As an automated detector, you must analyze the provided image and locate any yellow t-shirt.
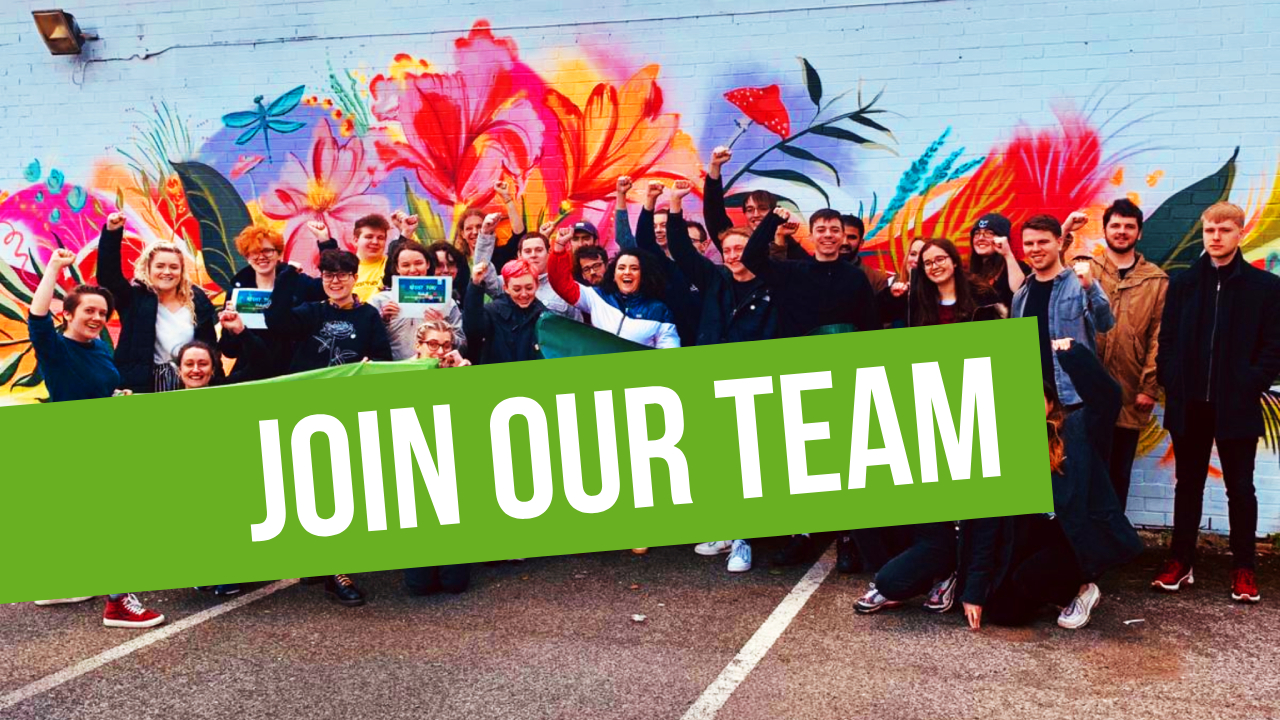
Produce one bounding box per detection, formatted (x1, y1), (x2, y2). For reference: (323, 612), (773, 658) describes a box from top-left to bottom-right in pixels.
(353, 257), (385, 302)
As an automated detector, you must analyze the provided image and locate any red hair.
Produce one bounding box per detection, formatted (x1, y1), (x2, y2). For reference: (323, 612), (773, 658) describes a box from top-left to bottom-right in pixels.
(501, 259), (536, 283)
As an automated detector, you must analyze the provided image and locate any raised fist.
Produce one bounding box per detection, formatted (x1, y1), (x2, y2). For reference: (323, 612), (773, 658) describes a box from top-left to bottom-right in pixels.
(772, 207), (792, 223)
(306, 219), (328, 238)
(219, 309), (246, 335)
(992, 236), (1011, 257)
(647, 180), (666, 200)
(890, 281), (909, 297)
(1073, 261), (1093, 289)
(1063, 211), (1089, 235)
(616, 175), (634, 196)
(539, 221), (557, 238)
(472, 261), (489, 284)
(672, 179), (693, 198)
(106, 213), (125, 232)
(48, 248), (76, 271)
(494, 180), (513, 202)
(710, 146), (732, 167)
(482, 213), (503, 234)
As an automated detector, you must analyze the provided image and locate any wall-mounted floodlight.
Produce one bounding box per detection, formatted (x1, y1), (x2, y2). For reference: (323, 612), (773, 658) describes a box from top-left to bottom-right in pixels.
(32, 10), (97, 56)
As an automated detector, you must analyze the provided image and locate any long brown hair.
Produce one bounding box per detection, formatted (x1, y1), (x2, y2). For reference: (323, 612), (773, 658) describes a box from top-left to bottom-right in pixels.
(909, 239), (981, 327)
(1045, 382), (1066, 475)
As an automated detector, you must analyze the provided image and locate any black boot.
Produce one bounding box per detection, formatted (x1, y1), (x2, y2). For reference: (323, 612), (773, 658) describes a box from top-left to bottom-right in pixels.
(324, 574), (366, 607)
(836, 532), (860, 573)
(770, 534), (813, 567)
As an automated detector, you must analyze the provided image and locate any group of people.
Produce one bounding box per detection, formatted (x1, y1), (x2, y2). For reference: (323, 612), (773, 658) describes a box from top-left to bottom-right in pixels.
(25, 145), (1279, 632)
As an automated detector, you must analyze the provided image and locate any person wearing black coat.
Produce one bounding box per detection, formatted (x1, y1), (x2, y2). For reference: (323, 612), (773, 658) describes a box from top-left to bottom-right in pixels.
(618, 178), (703, 347)
(1152, 204), (1280, 602)
(96, 215), (219, 393)
(219, 228), (336, 383)
(462, 259), (545, 365)
(956, 341), (1143, 630)
(664, 183), (776, 346)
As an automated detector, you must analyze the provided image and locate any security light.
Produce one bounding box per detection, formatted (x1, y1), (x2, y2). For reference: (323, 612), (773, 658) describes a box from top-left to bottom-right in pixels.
(32, 10), (96, 56)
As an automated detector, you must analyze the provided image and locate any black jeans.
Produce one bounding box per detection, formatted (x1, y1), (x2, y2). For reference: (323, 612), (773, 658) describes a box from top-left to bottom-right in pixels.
(985, 515), (1083, 626)
(1170, 402), (1258, 569)
(857, 522), (956, 601)
(1110, 426), (1142, 513)
(404, 565), (471, 595)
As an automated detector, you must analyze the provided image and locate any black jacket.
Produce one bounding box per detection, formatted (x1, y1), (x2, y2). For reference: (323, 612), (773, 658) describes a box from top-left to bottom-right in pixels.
(741, 213), (879, 337)
(220, 259), (332, 383)
(957, 344), (1142, 605)
(1157, 251), (1280, 439)
(462, 282), (545, 364)
(96, 226), (219, 393)
(665, 210), (776, 345)
(630, 208), (703, 347)
(264, 266), (392, 373)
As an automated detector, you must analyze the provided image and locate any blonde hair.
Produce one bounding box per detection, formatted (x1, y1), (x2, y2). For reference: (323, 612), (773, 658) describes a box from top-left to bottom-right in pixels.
(414, 320), (454, 346)
(452, 208), (486, 258)
(1202, 201), (1245, 228)
(133, 242), (197, 323)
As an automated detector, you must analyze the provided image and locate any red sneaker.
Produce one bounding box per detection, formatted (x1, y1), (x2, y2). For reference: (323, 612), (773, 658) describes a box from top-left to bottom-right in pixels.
(1230, 569), (1260, 604)
(1151, 559), (1194, 592)
(103, 594), (166, 629)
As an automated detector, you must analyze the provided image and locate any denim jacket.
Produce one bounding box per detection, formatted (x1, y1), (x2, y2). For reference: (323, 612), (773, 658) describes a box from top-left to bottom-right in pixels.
(1011, 266), (1115, 405)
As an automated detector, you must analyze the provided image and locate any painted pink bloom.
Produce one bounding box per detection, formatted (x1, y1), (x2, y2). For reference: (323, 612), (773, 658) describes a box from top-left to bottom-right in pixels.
(230, 154), (265, 180)
(368, 21), (544, 211)
(259, 121), (389, 271)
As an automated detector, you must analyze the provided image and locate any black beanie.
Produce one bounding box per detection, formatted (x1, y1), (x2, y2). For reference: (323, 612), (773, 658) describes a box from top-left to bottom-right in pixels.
(970, 213), (1012, 239)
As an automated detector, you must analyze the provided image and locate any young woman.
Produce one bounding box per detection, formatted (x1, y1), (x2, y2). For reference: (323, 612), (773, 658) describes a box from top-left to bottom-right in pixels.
(463, 259), (546, 364)
(425, 240), (471, 308)
(414, 321), (470, 366)
(265, 249), (393, 375)
(26, 248), (166, 628)
(967, 213), (1028, 308)
(174, 340), (219, 390)
(367, 240), (464, 360)
(907, 239), (1003, 326)
(220, 225), (334, 383)
(453, 208), (486, 259)
(547, 228), (680, 349)
(957, 340), (1143, 630)
(473, 213), (582, 321)
(97, 213), (218, 393)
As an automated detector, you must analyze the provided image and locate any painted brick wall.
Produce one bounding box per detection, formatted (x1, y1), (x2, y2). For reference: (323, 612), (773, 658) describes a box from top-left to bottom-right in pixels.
(0, 0), (1276, 535)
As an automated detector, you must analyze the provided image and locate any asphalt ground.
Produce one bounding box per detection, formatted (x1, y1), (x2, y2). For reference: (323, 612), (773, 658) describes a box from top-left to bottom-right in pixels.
(3, 535), (1278, 720)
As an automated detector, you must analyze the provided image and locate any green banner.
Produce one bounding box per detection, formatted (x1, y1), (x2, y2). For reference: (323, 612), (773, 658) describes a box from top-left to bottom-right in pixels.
(0, 319), (1051, 603)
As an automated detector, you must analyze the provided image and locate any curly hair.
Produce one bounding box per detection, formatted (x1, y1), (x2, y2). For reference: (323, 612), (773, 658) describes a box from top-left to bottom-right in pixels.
(601, 248), (666, 299)
(233, 225), (285, 259)
(1045, 381), (1066, 476)
(133, 242), (196, 323)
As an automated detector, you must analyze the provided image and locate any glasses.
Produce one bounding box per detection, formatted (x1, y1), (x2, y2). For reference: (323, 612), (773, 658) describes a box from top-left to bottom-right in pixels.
(973, 229), (996, 240)
(321, 272), (355, 283)
(922, 257), (952, 270)
(248, 248), (279, 259)
(417, 340), (453, 352)
(580, 262), (605, 274)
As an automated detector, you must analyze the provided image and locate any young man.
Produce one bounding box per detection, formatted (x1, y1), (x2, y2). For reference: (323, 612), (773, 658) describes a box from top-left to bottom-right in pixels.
(741, 206), (879, 339)
(26, 248), (166, 628)
(1011, 214), (1114, 405)
(472, 215), (583, 322)
(1070, 200), (1167, 512)
(574, 245), (608, 287)
(308, 215), (391, 302)
(570, 220), (599, 253)
(1152, 202), (1280, 604)
(703, 146), (804, 261)
(840, 213), (889, 293)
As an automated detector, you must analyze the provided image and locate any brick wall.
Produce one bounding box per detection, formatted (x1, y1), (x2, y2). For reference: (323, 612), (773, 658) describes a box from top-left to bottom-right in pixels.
(0, 0), (1276, 534)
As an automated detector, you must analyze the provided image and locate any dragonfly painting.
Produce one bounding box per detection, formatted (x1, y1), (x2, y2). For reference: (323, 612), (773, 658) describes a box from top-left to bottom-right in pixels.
(221, 85), (308, 162)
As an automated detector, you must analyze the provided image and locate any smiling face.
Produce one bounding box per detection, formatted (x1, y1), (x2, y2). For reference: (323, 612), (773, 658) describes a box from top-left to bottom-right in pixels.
(415, 329), (455, 360)
(519, 236), (549, 276)
(971, 228), (996, 256)
(461, 215), (484, 252)
(653, 213), (668, 248)
(690, 225), (708, 251)
(504, 273), (538, 308)
(396, 249), (430, 277)
(179, 348), (214, 389)
(906, 239), (925, 272)
(1201, 217), (1242, 263)
(247, 244), (279, 275)
(811, 217), (844, 261)
(66, 294), (110, 343)
(354, 226), (388, 261)
(1104, 215), (1142, 255)
(921, 245), (956, 285)
(744, 198), (768, 231)
(148, 250), (185, 294)
(843, 226), (864, 257)
(1021, 228), (1064, 273)
(433, 250), (459, 279)
(615, 254), (642, 294)
(721, 233), (749, 273)
(321, 270), (356, 303)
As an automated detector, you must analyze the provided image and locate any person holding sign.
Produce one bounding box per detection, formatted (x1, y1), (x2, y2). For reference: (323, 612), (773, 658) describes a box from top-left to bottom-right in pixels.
(26, 248), (167, 628)
(463, 259), (546, 364)
(367, 240), (463, 361)
(547, 228), (680, 349)
(221, 224), (335, 383)
(97, 213), (220, 393)
(956, 340), (1142, 631)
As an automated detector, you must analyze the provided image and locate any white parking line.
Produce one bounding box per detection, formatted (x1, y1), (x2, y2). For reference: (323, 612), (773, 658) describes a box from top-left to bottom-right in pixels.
(680, 545), (836, 720)
(0, 579), (299, 713)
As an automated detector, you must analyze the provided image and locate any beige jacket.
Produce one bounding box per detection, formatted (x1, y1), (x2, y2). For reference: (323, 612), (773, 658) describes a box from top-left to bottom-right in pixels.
(1074, 251), (1169, 429)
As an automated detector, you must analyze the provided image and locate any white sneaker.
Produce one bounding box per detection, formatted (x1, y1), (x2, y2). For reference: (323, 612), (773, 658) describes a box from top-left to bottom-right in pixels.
(1057, 583), (1101, 630)
(695, 540), (733, 556)
(727, 540), (752, 573)
(854, 583), (905, 614)
(34, 597), (95, 606)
